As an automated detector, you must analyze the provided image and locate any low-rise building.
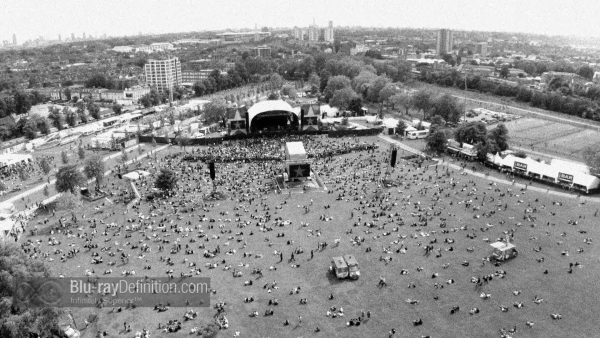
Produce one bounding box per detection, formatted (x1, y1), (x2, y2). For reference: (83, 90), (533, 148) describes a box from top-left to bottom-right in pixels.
(251, 45), (271, 58)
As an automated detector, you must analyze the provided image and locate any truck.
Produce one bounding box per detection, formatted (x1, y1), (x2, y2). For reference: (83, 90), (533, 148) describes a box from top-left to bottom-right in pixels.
(489, 239), (518, 263)
(330, 256), (349, 279)
(344, 254), (360, 279)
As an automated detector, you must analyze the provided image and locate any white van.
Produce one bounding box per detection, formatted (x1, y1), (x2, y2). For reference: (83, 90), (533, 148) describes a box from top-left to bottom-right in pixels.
(406, 130), (430, 139)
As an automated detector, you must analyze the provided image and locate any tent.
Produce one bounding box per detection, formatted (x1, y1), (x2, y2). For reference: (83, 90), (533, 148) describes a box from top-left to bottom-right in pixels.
(0, 202), (16, 240)
(123, 170), (151, 181)
(572, 173), (600, 191)
(285, 142), (307, 161)
(0, 154), (33, 169)
(550, 159), (590, 175)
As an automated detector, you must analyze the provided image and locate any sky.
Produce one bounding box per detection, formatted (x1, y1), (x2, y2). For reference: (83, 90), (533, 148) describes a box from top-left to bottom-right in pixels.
(1, 0), (599, 43)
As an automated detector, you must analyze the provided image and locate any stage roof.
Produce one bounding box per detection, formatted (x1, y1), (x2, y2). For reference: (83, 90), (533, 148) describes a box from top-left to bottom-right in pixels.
(247, 100), (297, 129)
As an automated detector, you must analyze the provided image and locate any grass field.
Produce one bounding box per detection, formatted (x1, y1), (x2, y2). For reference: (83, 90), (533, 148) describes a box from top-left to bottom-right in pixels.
(21, 136), (600, 338)
(501, 118), (600, 161)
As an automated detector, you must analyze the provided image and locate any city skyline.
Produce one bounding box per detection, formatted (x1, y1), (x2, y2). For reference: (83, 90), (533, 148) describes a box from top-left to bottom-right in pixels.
(2, 0), (600, 43)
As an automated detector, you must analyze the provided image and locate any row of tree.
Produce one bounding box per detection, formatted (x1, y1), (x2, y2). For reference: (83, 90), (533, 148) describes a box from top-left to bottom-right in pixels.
(420, 69), (600, 122)
(0, 90), (48, 118)
(426, 121), (510, 161)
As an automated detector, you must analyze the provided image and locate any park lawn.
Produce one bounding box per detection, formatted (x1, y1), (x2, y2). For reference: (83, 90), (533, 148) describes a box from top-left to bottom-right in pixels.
(24, 141), (600, 338)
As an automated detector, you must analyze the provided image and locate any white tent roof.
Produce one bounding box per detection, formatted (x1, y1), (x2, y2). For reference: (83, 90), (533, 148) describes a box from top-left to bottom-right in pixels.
(382, 118), (399, 128)
(0, 202), (15, 215)
(0, 154), (33, 167)
(123, 170), (151, 181)
(285, 142), (306, 161)
(550, 159), (590, 174)
(573, 173), (600, 189)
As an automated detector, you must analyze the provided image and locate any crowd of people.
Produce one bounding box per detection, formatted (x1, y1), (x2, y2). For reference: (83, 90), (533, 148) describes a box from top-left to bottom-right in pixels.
(16, 134), (597, 337)
(184, 134), (378, 163)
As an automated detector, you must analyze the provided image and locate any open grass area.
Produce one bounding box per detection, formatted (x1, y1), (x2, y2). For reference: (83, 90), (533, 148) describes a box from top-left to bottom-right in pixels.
(502, 118), (600, 161)
(21, 136), (600, 338)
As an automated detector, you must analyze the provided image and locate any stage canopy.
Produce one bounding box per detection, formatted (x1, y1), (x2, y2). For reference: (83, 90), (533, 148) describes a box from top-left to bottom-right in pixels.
(247, 100), (297, 131)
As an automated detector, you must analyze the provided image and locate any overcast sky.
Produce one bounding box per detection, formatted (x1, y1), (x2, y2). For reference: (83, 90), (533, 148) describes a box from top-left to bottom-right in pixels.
(2, 0), (599, 43)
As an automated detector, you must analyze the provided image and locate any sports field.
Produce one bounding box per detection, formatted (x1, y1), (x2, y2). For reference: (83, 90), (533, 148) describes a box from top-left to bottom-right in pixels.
(501, 118), (600, 161)
(21, 137), (600, 338)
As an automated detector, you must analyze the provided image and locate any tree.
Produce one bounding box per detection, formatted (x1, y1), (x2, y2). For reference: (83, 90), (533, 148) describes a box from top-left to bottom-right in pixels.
(378, 83), (399, 107)
(88, 102), (100, 120)
(426, 129), (448, 153)
(22, 112), (50, 137)
(203, 101), (227, 124)
(365, 49), (383, 59)
(390, 93), (414, 116)
(583, 146), (600, 176)
(112, 103), (123, 115)
(193, 81), (206, 97)
(268, 73), (284, 91)
(155, 168), (178, 192)
(308, 73), (320, 89)
(489, 123), (509, 152)
(13, 91), (32, 115)
(499, 65), (510, 79)
(430, 94), (463, 123)
(412, 90), (433, 120)
(85, 74), (112, 88)
(429, 115), (446, 133)
(280, 84), (297, 99)
(120, 149), (129, 164)
(78, 145), (86, 160)
(40, 157), (52, 175)
(22, 117), (38, 139)
(578, 65), (595, 80)
(63, 87), (72, 101)
(60, 151), (70, 166)
(47, 107), (64, 130)
(0, 242), (64, 338)
(18, 166), (28, 181)
(396, 120), (407, 136)
(84, 155), (105, 189)
(55, 164), (85, 193)
(330, 88), (358, 111)
(324, 75), (352, 101)
(65, 107), (78, 127)
(366, 76), (391, 103)
(454, 121), (487, 145)
(348, 97), (363, 115)
(0, 126), (10, 141)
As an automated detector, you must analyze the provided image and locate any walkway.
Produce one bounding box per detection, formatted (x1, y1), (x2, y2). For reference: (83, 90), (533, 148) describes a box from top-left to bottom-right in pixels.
(9, 144), (171, 218)
(378, 135), (600, 204)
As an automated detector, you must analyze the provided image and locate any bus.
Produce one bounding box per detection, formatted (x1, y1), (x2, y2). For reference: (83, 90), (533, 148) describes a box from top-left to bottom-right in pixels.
(406, 130), (429, 139)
